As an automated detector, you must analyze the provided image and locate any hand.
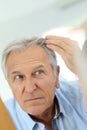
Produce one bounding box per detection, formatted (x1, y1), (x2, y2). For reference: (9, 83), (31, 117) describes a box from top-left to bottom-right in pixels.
(45, 35), (80, 74)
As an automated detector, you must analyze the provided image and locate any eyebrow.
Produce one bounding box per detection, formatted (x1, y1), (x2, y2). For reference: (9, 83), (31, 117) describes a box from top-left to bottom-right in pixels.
(10, 71), (21, 75)
(33, 65), (44, 70)
(10, 65), (45, 75)
(8, 71), (21, 79)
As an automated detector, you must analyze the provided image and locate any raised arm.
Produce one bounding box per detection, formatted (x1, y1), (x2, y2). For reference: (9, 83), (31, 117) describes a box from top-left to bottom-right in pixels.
(45, 35), (87, 107)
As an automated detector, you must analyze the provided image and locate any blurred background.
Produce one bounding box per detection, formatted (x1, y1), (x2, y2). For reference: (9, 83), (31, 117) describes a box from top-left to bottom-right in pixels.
(0, 0), (87, 100)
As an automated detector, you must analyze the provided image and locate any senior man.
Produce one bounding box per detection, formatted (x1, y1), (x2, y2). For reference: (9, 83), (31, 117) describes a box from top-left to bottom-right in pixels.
(1, 36), (87, 130)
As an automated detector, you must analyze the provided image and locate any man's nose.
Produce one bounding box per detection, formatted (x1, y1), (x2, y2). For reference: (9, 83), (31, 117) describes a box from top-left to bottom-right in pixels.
(24, 78), (37, 93)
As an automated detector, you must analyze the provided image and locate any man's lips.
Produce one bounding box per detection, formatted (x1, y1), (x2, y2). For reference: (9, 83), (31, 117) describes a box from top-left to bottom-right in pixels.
(24, 97), (43, 102)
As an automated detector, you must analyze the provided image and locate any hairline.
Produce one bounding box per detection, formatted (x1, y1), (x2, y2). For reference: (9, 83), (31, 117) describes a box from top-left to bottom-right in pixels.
(1, 37), (57, 79)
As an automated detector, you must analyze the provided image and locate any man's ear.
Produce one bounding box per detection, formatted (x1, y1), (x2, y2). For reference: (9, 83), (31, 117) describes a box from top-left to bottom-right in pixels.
(55, 65), (60, 88)
(57, 65), (60, 74)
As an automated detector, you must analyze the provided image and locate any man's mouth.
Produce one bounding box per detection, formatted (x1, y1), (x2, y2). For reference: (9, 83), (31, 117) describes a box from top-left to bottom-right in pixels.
(24, 97), (43, 102)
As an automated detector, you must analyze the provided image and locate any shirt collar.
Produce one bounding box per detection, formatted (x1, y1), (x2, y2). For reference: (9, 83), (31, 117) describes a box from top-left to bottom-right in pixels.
(53, 96), (60, 119)
(55, 91), (66, 118)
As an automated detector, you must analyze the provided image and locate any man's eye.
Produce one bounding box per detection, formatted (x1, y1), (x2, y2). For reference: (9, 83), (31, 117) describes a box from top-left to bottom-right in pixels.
(15, 75), (24, 80)
(34, 70), (44, 76)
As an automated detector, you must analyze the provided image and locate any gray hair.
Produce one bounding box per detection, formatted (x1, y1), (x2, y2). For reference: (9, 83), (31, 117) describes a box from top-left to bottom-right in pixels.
(1, 36), (57, 79)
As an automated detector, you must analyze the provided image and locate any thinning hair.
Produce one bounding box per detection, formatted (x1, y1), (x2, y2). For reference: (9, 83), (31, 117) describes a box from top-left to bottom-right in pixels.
(1, 36), (57, 79)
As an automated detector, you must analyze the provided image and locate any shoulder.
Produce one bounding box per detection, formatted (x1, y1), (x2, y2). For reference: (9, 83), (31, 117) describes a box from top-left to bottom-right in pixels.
(56, 80), (84, 111)
(4, 98), (17, 118)
(58, 76), (81, 96)
(4, 98), (16, 110)
(58, 80), (82, 97)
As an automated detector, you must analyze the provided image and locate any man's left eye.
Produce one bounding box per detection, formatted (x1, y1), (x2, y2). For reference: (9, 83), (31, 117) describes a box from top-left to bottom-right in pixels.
(35, 70), (44, 75)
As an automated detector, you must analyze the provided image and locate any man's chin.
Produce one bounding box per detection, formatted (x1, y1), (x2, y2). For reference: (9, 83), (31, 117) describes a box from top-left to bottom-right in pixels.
(24, 106), (45, 116)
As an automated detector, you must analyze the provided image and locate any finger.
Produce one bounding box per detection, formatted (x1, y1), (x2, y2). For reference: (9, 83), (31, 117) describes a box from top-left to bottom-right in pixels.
(45, 37), (77, 46)
(45, 38), (78, 53)
(46, 44), (73, 65)
(45, 35), (71, 43)
(46, 35), (69, 40)
(46, 44), (66, 57)
(45, 39), (72, 53)
(45, 39), (66, 50)
(45, 35), (78, 46)
(46, 44), (76, 72)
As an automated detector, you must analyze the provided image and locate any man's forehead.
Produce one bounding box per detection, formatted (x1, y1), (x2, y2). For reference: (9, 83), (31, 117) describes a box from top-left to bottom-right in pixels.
(10, 64), (45, 75)
(9, 45), (46, 57)
(6, 45), (50, 72)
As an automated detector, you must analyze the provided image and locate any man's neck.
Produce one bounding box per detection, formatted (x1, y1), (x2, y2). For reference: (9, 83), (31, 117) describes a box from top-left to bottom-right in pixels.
(29, 96), (59, 125)
(30, 102), (55, 124)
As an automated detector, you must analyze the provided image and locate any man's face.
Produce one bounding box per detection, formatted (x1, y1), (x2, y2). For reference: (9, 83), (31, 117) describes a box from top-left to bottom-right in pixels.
(7, 45), (59, 116)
